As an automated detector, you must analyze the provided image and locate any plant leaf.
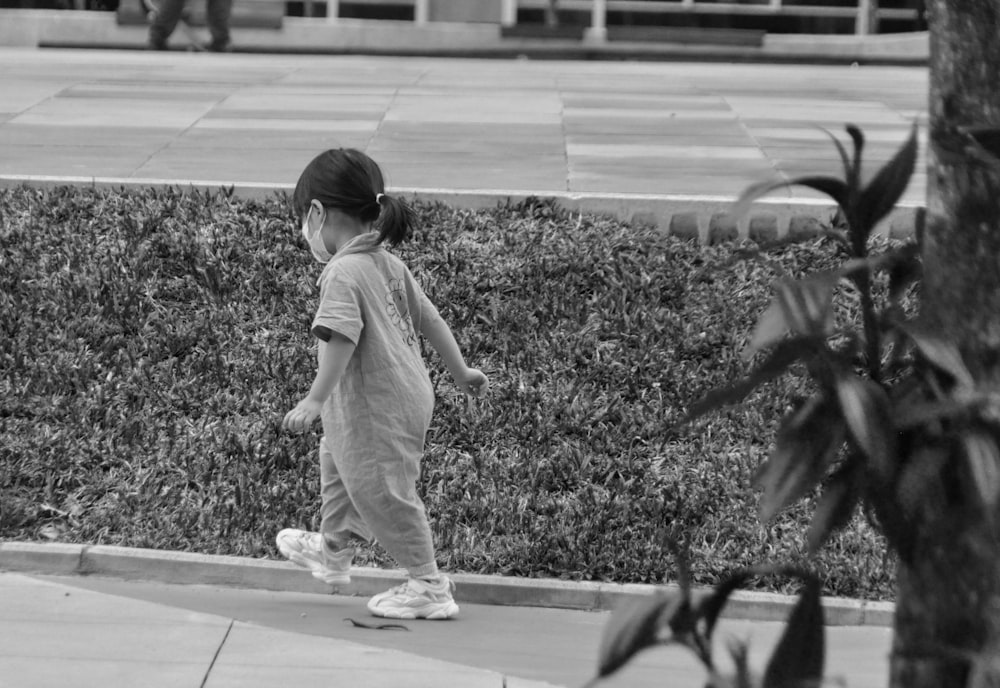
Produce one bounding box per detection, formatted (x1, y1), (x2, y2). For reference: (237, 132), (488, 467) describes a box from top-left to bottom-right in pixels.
(744, 274), (837, 358)
(962, 126), (1000, 166)
(806, 462), (862, 553)
(846, 123), (865, 188)
(820, 126), (853, 185)
(961, 430), (1000, 512)
(694, 568), (758, 643)
(837, 243), (920, 294)
(836, 256), (876, 280)
(858, 122), (918, 239)
(595, 593), (677, 678)
(893, 396), (985, 429)
(899, 324), (975, 389)
(681, 337), (821, 423)
(762, 575), (826, 688)
(343, 617), (410, 631)
(744, 297), (788, 358)
(731, 176), (850, 222)
(834, 372), (896, 480)
(755, 395), (846, 522)
(777, 273), (839, 338)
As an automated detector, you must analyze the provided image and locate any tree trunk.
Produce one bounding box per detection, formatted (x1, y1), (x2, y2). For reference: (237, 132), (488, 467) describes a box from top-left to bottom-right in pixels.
(892, 2), (1000, 687)
(923, 1), (1000, 363)
(891, 512), (1000, 687)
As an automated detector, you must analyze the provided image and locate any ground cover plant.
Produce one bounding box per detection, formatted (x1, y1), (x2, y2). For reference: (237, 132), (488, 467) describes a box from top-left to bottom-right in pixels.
(0, 185), (895, 600)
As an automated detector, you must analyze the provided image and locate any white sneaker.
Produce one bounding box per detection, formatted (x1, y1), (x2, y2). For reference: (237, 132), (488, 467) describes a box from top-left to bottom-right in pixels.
(275, 528), (352, 586)
(367, 576), (459, 620)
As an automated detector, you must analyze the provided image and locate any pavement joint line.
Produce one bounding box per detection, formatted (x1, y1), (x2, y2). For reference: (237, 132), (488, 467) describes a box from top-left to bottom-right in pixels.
(0, 541), (894, 627)
(0, 174), (923, 243)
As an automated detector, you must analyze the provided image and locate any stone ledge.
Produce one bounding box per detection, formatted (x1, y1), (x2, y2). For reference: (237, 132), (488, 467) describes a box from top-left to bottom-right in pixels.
(0, 175), (924, 245)
(0, 541), (896, 626)
(0, 541), (85, 574)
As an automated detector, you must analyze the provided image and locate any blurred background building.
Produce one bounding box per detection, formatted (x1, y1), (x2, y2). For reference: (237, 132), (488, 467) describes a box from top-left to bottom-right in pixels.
(0, 0), (928, 34)
(0, 0), (930, 59)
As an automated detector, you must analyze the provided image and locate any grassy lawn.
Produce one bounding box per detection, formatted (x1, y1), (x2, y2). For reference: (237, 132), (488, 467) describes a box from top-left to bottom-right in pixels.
(0, 185), (895, 601)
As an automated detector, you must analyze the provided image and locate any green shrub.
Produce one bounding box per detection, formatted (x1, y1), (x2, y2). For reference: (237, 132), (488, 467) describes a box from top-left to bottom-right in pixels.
(0, 186), (894, 600)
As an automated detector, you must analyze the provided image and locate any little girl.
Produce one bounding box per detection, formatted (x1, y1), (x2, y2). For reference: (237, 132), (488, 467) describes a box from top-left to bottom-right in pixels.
(278, 148), (488, 620)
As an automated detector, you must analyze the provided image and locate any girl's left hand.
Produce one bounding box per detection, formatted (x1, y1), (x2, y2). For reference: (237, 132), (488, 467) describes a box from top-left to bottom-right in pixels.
(282, 398), (322, 433)
(457, 368), (489, 398)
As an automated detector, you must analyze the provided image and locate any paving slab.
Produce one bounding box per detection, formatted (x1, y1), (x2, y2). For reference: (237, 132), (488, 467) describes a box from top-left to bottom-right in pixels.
(0, 124), (179, 147)
(0, 145), (155, 178)
(0, 573), (229, 688)
(172, 128), (371, 150)
(206, 623), (508, 688)
(0, 573), (559, 688)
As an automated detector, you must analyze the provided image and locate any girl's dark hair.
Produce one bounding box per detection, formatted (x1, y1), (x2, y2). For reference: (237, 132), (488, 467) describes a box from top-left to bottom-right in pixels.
(292, 148), (415, 247)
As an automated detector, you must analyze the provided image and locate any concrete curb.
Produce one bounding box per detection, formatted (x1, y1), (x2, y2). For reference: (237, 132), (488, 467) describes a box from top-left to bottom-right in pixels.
(0, 174), (923, 244)
(0, 541), (894, 627)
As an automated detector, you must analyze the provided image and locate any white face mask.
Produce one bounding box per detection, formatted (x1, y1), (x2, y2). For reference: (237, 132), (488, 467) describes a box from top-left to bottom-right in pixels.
(301, 213), (333, 264)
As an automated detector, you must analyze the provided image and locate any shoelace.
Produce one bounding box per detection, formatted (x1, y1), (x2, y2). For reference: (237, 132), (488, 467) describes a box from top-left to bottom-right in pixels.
(387, 580), (427, 597)
(382, 578), (450, 598)
(291, 532), (317, 549)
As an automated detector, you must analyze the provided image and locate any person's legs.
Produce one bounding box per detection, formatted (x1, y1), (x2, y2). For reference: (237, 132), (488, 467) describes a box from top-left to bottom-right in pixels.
(275, 438), (368, 586)
(204, 0), (232, 50)
(332, 438), (437, 579)
(333, 425), (458, 619)
(322, 370), (455, 618)
(147, 0), (186, 49)
(319, 435), (372, 549)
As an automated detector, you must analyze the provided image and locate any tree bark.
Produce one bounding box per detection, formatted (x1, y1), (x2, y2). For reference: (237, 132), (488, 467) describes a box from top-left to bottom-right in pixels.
(891, 509), (1000, 687)
(892, 2), (1000, 687)
(922, 0), (1000, 364)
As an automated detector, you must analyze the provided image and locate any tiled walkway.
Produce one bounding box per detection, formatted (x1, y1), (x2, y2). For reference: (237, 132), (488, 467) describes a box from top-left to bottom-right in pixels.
(0, 48), (927, 206)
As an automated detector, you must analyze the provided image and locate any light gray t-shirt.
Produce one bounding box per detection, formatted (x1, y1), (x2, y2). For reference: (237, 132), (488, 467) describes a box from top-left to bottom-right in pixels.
(311, 233), (440, 469)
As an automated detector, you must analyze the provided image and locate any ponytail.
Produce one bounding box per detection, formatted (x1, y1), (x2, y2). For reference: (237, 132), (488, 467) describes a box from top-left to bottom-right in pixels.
(293, 148), (415, 247)
(374, 192), (415, 248)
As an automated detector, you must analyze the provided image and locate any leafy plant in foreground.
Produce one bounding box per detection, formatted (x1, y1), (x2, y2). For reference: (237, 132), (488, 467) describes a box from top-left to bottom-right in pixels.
(590, 121), (991, 686)
(588, 558), (825, 688)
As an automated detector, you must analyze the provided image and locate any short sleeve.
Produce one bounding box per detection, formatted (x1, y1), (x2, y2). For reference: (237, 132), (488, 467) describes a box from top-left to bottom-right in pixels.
(417, 289), (443, 332)
(312, 275), (363, 345)
(403, 266), (442, 335)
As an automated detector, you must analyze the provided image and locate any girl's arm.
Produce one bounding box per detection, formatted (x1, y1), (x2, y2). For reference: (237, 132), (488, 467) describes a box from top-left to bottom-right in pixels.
(282, 333), (356, 432)
(420, 316), (488, 397)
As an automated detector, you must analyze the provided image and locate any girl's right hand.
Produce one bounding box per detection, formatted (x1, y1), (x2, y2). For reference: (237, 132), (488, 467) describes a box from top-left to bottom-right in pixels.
(456, 368), (489, 398)
(282, 398), (322, 433)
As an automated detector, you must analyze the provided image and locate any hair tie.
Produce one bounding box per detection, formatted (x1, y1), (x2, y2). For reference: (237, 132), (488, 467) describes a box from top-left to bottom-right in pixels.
(375, 193), (385, 205)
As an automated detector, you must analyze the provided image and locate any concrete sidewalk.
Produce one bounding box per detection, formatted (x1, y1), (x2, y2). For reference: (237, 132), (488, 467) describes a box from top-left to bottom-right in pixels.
(0, 559), (894, 688)
(0, 572), (560, 688)
(0, 47), (927, 241)
(1, 543), (894, 687)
